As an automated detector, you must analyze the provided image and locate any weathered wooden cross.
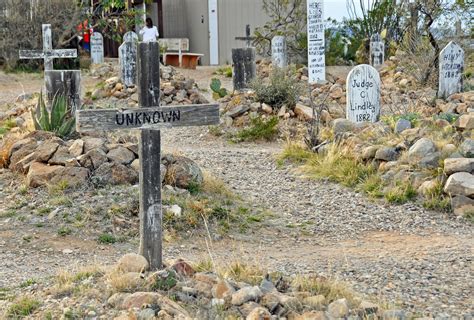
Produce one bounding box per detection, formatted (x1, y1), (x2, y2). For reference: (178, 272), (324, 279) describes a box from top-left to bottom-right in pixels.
(19, 24), (77, 71)
(76, 42), (219, 270)
(235, 24), (255, 48)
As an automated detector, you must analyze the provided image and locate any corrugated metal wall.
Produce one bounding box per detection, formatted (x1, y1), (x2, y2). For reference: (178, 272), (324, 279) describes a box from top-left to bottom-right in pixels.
(217, 0), (267, 65)
(162, 0), (269, 65)
(162, 0), (188, 38)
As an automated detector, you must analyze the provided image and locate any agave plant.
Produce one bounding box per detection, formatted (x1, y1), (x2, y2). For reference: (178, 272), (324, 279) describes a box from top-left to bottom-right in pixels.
(31, 92), (76, 138)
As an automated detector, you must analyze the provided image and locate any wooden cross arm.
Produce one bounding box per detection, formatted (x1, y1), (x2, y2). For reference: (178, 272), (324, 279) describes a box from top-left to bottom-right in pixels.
(76, 104), (220, 132)
(19, 49), (77, 59)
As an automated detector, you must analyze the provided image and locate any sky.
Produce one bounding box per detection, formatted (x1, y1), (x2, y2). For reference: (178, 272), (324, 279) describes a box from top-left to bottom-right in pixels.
(325, 0), (355, 21)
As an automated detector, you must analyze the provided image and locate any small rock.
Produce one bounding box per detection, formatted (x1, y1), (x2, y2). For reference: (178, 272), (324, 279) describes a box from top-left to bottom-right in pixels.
(107, 146), (136, 165)
(212, 279), (235, 299)
(451, 195), (474, 216)
(459, 139), (474, 158)
(383, 309), (406, 320)
(117, 253), (149, 273)
(231, 286), (263, 306)
(93, 162), (138, 186)
(327, 298), (349, 318)
(250, 102), (261, 112)
(333, 118), (354, 134)
(262, 103), (273, 114)
(362, 146), (378, 160)
(294, 103), (314, 120)
(62, 249), (73, 254)
(455, 114), (474, 130)
(171, 260), (195, 277)
(399, 79), (409, 87)
(394, 119), (411, 134)
(294, 311), (328, 320)
(246, 307), (271, 320)
(227, 105), (250, 118)
(68, 139), (84, 157)
(375, 147), (399, 161)
(137, 308), (156, 320)
(26, 162), (63, 188)
(359, 300), (378, 314)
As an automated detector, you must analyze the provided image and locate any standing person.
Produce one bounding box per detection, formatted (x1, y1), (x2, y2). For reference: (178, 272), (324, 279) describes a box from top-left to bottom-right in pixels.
(140, 18), (159, 42)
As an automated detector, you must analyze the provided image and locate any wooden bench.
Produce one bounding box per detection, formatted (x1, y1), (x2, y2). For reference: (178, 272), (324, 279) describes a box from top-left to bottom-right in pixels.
(160, 38), (203, 69)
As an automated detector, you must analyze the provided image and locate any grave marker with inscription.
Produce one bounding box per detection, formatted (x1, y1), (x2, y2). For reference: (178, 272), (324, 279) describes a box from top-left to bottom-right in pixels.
(119, 31), (139, 87)
(272, 36), (287, 68)
(19, 24), (77, 71)
(91, 32), (104, 64)
(346, 64), (381, 123)
(76, 42), (219, 269)
(307, 0), (325, 83)
(438, 41), (464, 99)
(45, 70), (81, 112)
(233, 25), (257, 91)
(370, 33), (384, 68)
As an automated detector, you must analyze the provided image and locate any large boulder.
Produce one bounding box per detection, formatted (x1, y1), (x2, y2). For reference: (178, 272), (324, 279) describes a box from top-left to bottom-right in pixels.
(26, 162), (63, 187)
(454, 114), (474, 130)
(93, 162), (138, 186)
(394, 119), (411, 134)
(107, 146), (136, 165)
(444, 172), (474, 198)
(8, 138), (38, 171)
(116, 253), (149, 273)
(408, 138), (437, 160)
(444, 158), (474, 175)
(163, 155), (203, 189)
(231, 286), (263, 306)
(48, 146), (73, 166)
(375, 147), (399, 161)
(294, 104), (314, 121)
(78, 148), (108, 170)
(332, 119), (354, 134)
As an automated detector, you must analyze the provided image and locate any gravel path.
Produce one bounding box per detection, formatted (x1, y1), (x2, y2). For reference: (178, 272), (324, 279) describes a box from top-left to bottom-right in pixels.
(161, 126), (474, 317)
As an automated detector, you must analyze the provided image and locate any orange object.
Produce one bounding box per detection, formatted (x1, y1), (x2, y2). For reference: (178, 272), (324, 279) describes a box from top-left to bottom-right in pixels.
(164, 53), (203, 69)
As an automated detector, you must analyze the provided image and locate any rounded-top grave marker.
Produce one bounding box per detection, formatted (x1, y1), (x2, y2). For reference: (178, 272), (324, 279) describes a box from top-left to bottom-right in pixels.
(346, 64), (381, 123)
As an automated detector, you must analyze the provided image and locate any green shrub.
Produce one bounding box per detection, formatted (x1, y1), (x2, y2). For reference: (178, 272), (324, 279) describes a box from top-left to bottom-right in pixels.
(422, 180), (451, 211)
(250, 68), (302, 109)
(382, 112), (421, 129)
(234, 116), (279, 142)
(7, 297), (40, 318)
(214, 66), (233, 77)
(31, 93), (76, 139)
(384, 181), (417, 204)
(434, 113), (459, 124)
(98, 233), (116, 244)
(210, 78), (228, 98)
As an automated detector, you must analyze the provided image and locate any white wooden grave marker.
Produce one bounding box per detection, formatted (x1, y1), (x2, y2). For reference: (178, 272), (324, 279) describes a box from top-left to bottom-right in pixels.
(346, 64), (381, 123)
(307, 0), (325, 83)
(76, 42), (219, 269)
(272, 36), (287, 68)
(438, 41), (464, 98)
(119, 31), (139, 87)
(90, 32), (104, 64)
(19, 24), (77, 71)
(370, 33), (384, 68)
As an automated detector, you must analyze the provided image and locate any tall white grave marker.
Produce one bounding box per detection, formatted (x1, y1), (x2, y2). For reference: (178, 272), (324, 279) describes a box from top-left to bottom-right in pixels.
(119, 31), (139, 87)
(370, 33), (384, 68)
(272, 36), (287, 68)
(90, 32), (104, 64)
(346, 64), (381, 123)
(307, 0), (325, 83)
(438, 41), (464, 98)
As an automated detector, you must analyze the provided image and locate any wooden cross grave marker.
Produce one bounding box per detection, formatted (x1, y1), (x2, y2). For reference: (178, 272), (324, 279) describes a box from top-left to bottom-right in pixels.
(19, 24), (77, 71)
(235, 24), (256, 48)
(76, 42), (219, 270)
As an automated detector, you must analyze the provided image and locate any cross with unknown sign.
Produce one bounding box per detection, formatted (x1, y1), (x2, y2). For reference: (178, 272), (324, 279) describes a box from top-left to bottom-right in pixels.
(19, 24), (77, 71)
(76, 42), (219, 270)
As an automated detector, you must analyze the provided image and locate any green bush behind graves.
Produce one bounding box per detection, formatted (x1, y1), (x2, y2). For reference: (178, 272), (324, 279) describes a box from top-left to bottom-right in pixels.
(31, 93), (76, 139)
(250, 68), (302, 109)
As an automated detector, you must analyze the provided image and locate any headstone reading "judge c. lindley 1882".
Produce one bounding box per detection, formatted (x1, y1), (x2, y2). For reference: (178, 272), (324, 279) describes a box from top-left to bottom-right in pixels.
(119, 31), (139, 87)
(346, 64), (381, 123)
(370, 33), (384, 68)
(307, 0), (325, 83)
(90, 32), (104, 64)
(272, 36), (287, 68)
(438, 41), (464, 99)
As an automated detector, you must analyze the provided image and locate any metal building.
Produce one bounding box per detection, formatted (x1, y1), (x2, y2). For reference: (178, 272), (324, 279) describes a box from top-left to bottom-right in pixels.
(144, 0), (269, 66)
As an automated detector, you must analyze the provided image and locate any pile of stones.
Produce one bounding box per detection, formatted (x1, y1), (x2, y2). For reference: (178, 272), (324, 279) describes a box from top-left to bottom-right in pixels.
(89, 64), (209, 107)
(5, 130), (203, 189)
(73, 254), (408, 319)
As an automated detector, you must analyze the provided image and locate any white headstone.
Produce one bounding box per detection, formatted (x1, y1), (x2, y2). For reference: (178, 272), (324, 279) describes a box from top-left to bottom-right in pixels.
(90, 32), (104, 64)
(119, 32), (139, 87)
(271, 36), (287, 68)
(370, 33), (384, 68)
(346, 64), (381, 123)
(307, 0), (325, 83)
(438, 41), (464, 98)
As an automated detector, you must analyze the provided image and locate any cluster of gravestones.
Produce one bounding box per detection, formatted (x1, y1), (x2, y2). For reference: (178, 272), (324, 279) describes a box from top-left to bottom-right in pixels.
(232, 19), (464, 125)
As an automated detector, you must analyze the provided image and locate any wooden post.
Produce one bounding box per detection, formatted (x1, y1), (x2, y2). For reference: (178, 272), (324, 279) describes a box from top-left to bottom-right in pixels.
(138, 42), (163, 270)
(42, 24), (54, 71)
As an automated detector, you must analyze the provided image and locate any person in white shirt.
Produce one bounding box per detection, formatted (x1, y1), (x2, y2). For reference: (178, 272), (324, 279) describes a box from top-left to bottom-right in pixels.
(140, 18), (159, 42)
